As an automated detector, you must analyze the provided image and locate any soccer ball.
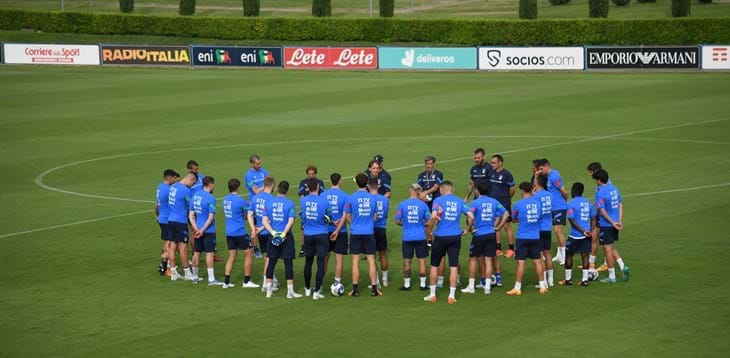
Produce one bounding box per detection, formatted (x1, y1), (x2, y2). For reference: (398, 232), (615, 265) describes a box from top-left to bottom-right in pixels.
(588, 271), (599, 281)
(330, 282), (345, 296)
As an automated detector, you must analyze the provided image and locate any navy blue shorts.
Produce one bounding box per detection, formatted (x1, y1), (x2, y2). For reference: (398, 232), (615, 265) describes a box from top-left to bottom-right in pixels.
(350, 234), (376, 255)
(328, 231), (348, 255)
(599, 227), (619, 245)
(402, 240), (428, 259)
(168, 222), (189, 244)
(515, 239), (541, 260)
(567, 237), (591, 255)
(258, 234), (271, 255)
(540, 231), (552, 251)
(159, 223), (172, 241)
(552, 210), (567, 226)
(431, 235), (461, 267)
(470, 233), (497, 258)
(194, 233), (217, 253)
(226, 235), (251, 251)
(304, 234), (329, 257)
(267, 232), (295, 259)
(374, 227), (388, 252)
(496, 198), (512, 223)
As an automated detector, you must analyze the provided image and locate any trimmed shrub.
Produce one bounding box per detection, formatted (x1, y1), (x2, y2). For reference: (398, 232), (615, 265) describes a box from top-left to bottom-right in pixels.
(589, 0), (609, 17)
(697, 0), (711, 3)
(612, 0), (630, 5)
(636, 0), (656, 3)
(244, 0), (260, 16)
(119, 0), (134, 13)
(1, 9), (729, 45)
(519, 0), (538, 19)
(548, 0), (570, 5)
(179, 0), (195, 16)
(312, 0), (331, 17)
(379, 0), (394, 17)
(672, 0), (690, 16)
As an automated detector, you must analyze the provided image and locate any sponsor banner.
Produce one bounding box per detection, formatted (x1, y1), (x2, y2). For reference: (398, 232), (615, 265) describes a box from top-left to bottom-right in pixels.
(283, 47), (377, 69)
(478, 47), (583, 70)
(701, 45), (730, 70)
(3, 43), (100, 65)
(378, 47), (477, 70)
(586, 46), (699, 69)
(192, 46), (282, 67)
(101, 45), (190, 66)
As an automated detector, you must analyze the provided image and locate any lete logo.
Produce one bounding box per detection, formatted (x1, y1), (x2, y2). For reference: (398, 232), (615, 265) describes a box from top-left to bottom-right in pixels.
(284, 47), (377, 69)
(486, 50), (501, 67)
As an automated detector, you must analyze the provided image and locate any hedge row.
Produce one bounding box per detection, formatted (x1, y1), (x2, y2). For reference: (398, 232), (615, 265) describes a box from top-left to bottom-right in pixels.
(0, 9), (729, 45)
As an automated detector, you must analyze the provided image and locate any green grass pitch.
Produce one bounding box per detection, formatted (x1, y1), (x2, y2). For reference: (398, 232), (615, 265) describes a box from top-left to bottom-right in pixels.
(1, 66), (729, 357)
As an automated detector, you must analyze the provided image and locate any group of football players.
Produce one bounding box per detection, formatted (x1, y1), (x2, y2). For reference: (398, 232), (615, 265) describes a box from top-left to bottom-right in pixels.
(154, 149), (629, 303)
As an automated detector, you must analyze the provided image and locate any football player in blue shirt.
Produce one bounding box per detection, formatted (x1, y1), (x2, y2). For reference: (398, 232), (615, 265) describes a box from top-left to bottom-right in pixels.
(593, 169), (630, 283)
(300, 179), (331, 300)
(416, 156), (443, 210)
(262, 181), (303, 299)
(395, 184), (431, 291)
(533, 173), (555, 287)
(562, 182), (595, 287)
(462, 181), (509, 295)
(324, 173), (349, 286)
(155, 169), (177, 276)
(365, 157), (392, 198)
(298, 165), (326, 257)
(244, 154), (269, 198)
(167, 173), (198, 281)
(538, 159), (569, 266)
(248, 177), (278, 291)
(222, 178), (260, 289)
(587, 162), (611, 274)
(368, 177), (390, 287)
(507, 182), (548, 296)
(489, 154), (516, 259)
(189, 176), (222, 285)
(332, 173), (381, 297)
(423, 181), (474, 305)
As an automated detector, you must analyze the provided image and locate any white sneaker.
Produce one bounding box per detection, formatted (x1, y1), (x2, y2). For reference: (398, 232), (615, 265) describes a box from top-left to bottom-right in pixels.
(476, 282), (484, 289)
(265, 289), (273, 298)
(242, 281), (260, 288)
(483, 288), (491, 295)
(382, 279), (389, 287)
(184, 274), (196, 282)
(287, 291), (303, 299)
(460, 287), (475, 294)
(222, 283), (235, 289)
(313, 291), (325, 300)
(305, 288), (312, 297)
(171, 271), (183, 281)
(208, 280), (224, 286)
(436, 282), (444, 288)
(534, 284), (541, 289)
(552, 256), (560, 262)
(548, 280), (554, 287)
(423, 294), (437, 302)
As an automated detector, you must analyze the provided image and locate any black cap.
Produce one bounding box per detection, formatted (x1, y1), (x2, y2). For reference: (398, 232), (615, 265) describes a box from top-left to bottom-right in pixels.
(373, 154), (384, 163)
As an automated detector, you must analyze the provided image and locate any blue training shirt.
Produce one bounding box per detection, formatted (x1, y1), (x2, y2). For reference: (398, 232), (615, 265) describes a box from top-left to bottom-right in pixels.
(432, 194), (467, 237)
(251, 191), (273, 236)
(595, 184), (622, 227)
(395, 198), (431, 242)
(512, 197), (541, 240)
(322, 188), (348, 233)
(191, 190), (216, 234)
(223, 194), (249, 237)
(264, 195), (296, 233)
(547, 169), (567, 211)
(533, 189), (552, 232)
(168, 182), (191, 224)
(300, 194), (330, 236)
(344, 190), (375, 235)
(567, 196), (595, 238)
(373, 193), (389, 229)
(156, 182), (171, 224)
(244, 167), (269, 197)
(468, 195), (507, 236)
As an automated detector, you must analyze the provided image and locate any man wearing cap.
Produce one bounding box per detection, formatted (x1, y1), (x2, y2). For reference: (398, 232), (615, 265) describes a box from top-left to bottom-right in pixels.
(365, 155), (392, 198)
(417, 156), (443, 211)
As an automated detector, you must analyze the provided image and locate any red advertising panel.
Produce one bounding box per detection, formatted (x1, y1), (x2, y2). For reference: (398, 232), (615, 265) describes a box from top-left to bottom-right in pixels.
(284, 47), (377, 69)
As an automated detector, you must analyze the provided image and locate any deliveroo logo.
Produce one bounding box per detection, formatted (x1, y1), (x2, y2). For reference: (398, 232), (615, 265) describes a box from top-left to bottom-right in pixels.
(401, 49), (415, 67)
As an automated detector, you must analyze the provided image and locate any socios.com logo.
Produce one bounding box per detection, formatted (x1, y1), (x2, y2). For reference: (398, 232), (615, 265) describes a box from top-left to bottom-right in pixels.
(486, 50), (501, 67)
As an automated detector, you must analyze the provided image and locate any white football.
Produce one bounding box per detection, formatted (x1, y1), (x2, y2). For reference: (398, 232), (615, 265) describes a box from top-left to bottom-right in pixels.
(330, 282), (345, 296)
